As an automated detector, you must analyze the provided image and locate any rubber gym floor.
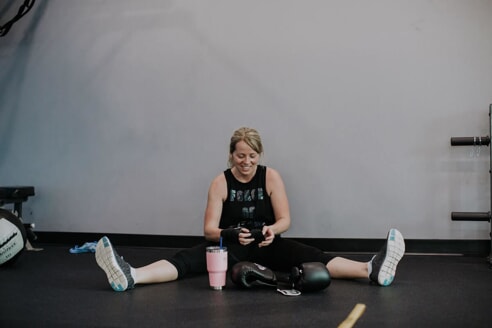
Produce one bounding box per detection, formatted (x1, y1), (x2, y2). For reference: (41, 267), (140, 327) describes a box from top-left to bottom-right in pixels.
(1, 243), (491, 327)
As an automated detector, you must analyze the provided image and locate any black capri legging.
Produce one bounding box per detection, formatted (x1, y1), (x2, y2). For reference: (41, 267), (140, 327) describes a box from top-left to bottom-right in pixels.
(167, 236), (335, 279)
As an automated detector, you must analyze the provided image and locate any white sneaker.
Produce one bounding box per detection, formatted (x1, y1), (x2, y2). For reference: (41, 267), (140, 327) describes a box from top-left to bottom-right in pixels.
(95, 236), (135, 291)
(369, 229), (405, 286)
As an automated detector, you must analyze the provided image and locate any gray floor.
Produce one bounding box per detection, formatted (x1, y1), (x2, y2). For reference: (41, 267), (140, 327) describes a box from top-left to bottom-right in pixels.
(1, 244), (491, 327)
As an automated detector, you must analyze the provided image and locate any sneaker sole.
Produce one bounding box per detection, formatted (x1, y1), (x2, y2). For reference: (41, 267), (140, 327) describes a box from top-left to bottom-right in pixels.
(378, 229), (405, 286)
(95, 236), (129, 292)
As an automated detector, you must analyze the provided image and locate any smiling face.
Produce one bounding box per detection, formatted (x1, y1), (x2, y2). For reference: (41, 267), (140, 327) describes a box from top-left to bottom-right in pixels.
(228, 127), (263, 181)
(230, 140), (260, 180)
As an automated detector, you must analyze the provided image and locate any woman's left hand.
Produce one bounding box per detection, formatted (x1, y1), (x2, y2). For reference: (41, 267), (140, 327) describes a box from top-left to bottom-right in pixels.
(258, 226), (275, 248)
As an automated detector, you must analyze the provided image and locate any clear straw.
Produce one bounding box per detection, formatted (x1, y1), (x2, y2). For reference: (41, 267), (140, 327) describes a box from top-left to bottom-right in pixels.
(219, 236), (223, 249)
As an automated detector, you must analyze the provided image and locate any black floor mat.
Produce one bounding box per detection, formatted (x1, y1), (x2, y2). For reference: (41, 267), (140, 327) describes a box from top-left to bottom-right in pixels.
(1, 245), (491, 327)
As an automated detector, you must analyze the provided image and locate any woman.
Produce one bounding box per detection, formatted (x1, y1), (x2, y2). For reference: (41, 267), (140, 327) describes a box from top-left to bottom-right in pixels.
(95, 127), (405, 291)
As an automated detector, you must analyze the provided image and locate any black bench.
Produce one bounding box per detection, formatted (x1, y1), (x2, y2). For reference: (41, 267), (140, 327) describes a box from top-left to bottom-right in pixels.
(0, 186), (35, 217)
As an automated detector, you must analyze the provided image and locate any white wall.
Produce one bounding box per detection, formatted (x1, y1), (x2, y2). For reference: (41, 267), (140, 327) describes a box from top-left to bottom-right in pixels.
(1, 0), (491, 239)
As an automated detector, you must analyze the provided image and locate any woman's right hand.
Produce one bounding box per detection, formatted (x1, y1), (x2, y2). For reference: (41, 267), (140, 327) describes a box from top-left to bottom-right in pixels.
(238, 228), (256, 246)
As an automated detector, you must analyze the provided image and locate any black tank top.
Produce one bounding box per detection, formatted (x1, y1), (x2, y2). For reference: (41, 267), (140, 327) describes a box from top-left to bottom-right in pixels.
(219, 165), (275, 229)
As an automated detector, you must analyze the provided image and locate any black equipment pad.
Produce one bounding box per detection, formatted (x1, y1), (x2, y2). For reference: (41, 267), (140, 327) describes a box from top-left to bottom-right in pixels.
(0, 186), (35, 202)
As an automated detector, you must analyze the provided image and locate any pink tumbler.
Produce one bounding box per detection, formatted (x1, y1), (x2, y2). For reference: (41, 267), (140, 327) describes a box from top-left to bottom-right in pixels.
(206, 246), (228, 290)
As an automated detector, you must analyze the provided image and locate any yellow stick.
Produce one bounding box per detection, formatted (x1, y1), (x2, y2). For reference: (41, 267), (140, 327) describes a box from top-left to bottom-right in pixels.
(338, 303), (367, 328)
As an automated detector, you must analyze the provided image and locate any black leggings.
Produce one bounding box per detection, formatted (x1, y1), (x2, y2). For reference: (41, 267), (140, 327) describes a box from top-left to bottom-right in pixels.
(167, 237), (335, 279)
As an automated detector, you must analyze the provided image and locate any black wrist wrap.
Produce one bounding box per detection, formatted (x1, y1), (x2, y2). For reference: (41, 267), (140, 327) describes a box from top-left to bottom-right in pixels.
(220, 228), (241, 244)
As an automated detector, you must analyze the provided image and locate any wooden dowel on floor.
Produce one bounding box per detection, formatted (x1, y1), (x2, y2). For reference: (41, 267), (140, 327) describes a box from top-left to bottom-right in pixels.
(338, 303), (366, 328)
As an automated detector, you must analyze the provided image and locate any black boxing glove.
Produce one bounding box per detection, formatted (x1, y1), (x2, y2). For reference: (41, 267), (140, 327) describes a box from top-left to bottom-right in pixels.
(291, 262), (331, 292)
(220, 227), (241, 244)
(230, 261), (277, 288)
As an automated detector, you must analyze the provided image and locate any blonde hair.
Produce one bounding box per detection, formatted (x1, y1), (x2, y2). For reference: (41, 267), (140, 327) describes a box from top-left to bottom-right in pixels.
(228, 127), (263, 167)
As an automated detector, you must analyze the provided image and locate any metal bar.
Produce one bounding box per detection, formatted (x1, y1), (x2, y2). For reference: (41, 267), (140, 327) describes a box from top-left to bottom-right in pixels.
(450, 136), (490, 146)
(451, 212), (490, 221)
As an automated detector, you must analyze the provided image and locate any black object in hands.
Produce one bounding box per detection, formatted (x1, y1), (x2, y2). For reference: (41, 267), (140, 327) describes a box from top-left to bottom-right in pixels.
(220, 227), (264, 244)
(238, 221), (265, 244)
(249, 229), (265, 244)
(230, 261), (331, 292)
(222, 221), (266, 245)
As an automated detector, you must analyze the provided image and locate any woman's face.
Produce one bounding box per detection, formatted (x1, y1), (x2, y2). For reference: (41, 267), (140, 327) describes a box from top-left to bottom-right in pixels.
(230, 140), (260, 177)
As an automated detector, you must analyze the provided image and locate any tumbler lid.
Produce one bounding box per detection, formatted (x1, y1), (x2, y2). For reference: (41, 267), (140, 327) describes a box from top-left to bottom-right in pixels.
(206, 246), (227, 252)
